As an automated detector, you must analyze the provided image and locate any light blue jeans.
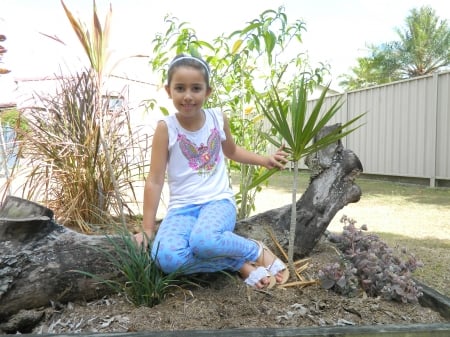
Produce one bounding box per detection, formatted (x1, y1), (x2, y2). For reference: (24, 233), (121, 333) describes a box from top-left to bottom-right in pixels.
(151, 199), (259, 274)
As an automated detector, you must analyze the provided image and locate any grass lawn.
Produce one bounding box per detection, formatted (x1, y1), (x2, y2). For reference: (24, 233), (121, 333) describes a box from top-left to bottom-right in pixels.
(232, 169), (450, 297)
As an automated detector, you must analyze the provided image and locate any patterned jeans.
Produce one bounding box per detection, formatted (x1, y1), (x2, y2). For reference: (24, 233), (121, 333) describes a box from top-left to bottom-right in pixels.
(151, 199), (259, 274)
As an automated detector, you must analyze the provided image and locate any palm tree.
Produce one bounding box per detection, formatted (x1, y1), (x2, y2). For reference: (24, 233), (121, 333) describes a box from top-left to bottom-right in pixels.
(395, 6), (450, 77)
(339, 6), (449, 90)
(339, 44), (403, 91)
(255, 76), (365, 274)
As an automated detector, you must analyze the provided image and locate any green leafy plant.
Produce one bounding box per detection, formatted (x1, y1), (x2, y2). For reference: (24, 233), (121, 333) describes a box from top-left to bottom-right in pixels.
(255, 75), (365, 273)
(76, 231), (185, 307)
(228, 107), (268, 219)
(148, 7), (328, 218)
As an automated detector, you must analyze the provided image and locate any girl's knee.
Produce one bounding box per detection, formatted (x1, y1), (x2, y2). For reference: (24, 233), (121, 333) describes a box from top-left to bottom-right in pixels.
(156, 257), (181, 274)
(151, 243), (186, 274)
(189, 235), (220, 258)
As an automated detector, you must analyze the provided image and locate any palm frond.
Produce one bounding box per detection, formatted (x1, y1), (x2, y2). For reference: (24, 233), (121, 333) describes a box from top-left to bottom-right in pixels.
(255, 73), (366, 271)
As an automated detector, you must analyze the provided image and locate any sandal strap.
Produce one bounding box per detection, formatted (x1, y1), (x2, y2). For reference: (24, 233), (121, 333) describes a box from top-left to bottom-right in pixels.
(244, 266), (272, 287)
(267, 258), (286, 276)
(254, 240), (283, 272)
(253, 240), (289, 284)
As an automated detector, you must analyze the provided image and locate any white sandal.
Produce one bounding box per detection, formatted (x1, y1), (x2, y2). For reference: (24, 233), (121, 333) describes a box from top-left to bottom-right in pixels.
(266, 258), (289, 284)
(244, 266), (276, 289)
(254, 240), (289, 285)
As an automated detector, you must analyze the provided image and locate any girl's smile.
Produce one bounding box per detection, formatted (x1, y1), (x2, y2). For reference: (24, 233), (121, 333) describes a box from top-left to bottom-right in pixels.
(166, 67), (211, 130)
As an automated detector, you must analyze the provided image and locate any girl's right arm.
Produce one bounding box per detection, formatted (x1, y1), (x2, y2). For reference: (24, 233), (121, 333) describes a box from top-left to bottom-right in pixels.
(134, 120), (169, 246)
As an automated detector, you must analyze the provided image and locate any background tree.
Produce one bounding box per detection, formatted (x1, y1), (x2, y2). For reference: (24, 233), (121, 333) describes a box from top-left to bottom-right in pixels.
(148, 7), (329, 219)
(339, 44), (402, 89)
(340, 6), (450, 91)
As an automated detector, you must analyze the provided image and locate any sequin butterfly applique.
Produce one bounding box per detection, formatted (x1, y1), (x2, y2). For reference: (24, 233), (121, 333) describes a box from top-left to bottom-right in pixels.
(177, 128), (221, 175)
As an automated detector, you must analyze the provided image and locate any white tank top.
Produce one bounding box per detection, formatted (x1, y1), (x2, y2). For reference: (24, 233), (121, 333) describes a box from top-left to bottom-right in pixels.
(163, 108), (235, 210)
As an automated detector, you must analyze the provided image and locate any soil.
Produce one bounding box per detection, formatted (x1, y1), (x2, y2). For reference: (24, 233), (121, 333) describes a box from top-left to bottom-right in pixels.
(4, 177), (449, 334)
(31, 239), (447, 334)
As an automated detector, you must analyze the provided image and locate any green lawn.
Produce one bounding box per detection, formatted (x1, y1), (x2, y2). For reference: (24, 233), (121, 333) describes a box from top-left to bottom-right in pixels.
(233, 168), (450, 297)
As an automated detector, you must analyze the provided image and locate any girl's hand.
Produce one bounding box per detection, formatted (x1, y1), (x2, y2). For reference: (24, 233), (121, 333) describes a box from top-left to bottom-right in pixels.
(266, 145), (289, 169)
(133, 231), (154, 249)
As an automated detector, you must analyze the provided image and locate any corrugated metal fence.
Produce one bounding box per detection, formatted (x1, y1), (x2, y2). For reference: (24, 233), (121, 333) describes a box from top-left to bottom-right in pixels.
(300, 70), (450, 187)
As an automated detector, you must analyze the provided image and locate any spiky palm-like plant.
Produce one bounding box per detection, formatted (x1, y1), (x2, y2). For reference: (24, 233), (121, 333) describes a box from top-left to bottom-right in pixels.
(255, 76), (365, 274)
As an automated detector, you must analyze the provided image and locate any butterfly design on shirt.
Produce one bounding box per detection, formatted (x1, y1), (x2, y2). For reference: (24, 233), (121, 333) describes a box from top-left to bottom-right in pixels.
(177, 128), (221, 175)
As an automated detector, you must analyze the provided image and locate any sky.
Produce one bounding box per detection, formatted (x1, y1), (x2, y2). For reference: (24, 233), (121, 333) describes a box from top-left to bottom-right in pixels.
(0, 0), (449, 101)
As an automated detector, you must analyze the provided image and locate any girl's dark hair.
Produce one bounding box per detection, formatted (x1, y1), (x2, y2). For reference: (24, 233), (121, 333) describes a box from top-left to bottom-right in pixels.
(167, 54), (211, 87)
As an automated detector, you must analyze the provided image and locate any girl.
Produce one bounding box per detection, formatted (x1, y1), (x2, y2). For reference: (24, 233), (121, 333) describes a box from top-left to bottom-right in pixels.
(134, 54), (289, 289)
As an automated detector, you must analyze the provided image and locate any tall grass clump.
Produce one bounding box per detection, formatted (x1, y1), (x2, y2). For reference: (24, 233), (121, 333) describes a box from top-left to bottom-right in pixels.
(18, 70), (150, 232)
(11, 0), (152, 232)
(77, 231), (184, 307)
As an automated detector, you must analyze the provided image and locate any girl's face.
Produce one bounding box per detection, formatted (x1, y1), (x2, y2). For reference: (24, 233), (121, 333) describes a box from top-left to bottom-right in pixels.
(165, 66), (212, 117)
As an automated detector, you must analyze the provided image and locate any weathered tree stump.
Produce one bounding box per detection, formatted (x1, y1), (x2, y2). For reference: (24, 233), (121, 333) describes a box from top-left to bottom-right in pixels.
(0, 125), (363, 331)
(0, 196), (121, 324)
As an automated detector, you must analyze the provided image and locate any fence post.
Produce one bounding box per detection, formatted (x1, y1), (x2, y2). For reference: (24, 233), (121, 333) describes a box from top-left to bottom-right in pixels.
(429, 73), (439, 187)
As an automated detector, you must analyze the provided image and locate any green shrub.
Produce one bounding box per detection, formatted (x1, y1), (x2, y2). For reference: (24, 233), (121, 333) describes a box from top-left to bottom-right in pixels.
(78, 230), (186, 307)
(0, 108), (29, 132)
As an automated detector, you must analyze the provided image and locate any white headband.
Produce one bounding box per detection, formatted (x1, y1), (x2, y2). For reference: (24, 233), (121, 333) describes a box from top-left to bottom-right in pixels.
(168, 56), (210, 77)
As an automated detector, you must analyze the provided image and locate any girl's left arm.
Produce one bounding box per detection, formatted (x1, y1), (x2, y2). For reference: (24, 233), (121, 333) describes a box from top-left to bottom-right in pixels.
(221, 115), (288, 169)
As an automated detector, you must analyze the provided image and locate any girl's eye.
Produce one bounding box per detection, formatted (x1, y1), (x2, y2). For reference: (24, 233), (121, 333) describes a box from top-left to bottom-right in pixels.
(172, 85), (203, 92)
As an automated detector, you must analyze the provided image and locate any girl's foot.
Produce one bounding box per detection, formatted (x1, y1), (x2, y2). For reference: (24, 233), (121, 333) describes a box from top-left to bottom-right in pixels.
(239, 262), (276, 289)
(254, 241), (289, 285)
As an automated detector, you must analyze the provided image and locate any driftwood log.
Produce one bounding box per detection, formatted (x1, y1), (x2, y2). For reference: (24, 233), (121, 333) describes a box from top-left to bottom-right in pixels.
(0, 125), (363, 332)
(0, 196), (122, 329)
(236, 125), (363, 256)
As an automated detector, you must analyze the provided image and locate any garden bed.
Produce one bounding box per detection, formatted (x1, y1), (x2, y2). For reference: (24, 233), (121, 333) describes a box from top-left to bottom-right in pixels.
(28, 240), (450, 335)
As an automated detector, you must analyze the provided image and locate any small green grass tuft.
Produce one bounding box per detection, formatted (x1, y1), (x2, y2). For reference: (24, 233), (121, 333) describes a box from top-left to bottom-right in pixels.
(76, 230), (188, 307)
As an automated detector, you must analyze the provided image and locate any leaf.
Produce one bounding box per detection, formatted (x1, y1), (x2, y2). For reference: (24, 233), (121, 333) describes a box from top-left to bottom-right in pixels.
(231, 39), (243, 54)
(264, 30), (276, 59)
(336, 276), (347, 288)
(246, 167), (279, 190)
(60, 0), (112, 74)
(320, 278), (335, 290)
(188, 45), (201, 58)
